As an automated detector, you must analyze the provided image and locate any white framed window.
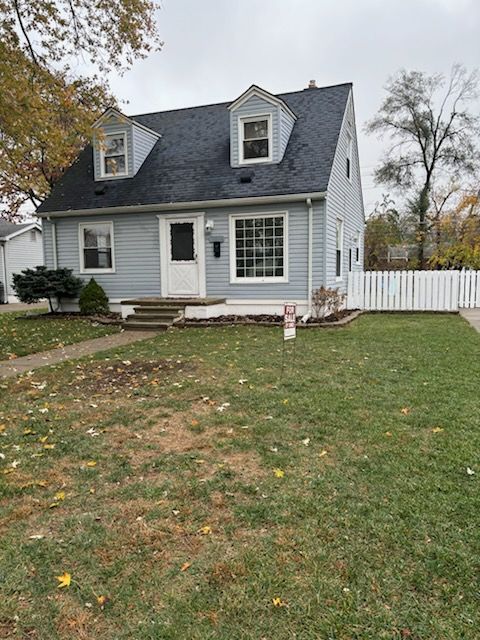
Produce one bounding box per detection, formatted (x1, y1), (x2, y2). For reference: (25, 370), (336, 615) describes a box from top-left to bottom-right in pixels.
(346, 132), (352, 180)
(336, 219), (343, 280)
(99, 132), (128, 178)
(239, 114), (272, 164)
(79, 222), (115, 273)
(230, 212), (288, 283)
(354, 233), (361, 265)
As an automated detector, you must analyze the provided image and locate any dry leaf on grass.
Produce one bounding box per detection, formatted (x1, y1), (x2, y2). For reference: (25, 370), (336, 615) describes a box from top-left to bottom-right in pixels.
(56, 572), (71, 588)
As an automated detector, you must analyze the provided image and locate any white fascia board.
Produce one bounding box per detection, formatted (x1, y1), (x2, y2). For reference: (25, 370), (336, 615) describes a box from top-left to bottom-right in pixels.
(36, 191), (327, 219)
(228, 85), (298, 121)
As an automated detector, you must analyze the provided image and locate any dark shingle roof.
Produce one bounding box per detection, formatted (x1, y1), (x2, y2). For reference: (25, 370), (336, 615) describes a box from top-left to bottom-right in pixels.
(0, 220), (31, 238)
(37, 83), (351, 214)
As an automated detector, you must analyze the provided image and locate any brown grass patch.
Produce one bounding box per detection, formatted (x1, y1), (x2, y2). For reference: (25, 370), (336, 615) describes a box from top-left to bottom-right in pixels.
(63, 359), (191, 397)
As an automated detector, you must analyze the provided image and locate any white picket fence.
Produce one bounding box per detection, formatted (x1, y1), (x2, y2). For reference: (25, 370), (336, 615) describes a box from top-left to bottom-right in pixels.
(347, 270), (480, 312)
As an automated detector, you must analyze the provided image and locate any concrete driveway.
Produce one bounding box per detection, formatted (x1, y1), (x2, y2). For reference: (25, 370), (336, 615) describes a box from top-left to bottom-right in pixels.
(460, 308), (480, 333)
(0, 302), (47, 314)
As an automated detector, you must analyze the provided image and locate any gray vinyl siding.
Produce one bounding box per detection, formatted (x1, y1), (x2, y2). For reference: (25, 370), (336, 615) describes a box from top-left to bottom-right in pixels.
(230, 95), (295, 167)
(132, 124), (158, 174)
(52, 213), (162, 299)
(311, 199), (326, 291)
(4, 228), (43, 297)
(42, 219), (54, 268)
(325, 90), (365, 291)
(204, 201), (314, 300)
(279, 108), (295, 160)
(45, 199), (325, 302)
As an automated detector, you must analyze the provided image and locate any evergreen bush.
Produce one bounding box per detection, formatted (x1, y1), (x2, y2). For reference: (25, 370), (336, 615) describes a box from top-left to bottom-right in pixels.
(78, 278), (109, 315)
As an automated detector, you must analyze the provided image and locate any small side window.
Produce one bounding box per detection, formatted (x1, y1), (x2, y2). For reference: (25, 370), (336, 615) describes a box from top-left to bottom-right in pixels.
(30, 229), (37, 242)
(346, 133), (352, 180)
(336, 219), (343, 279)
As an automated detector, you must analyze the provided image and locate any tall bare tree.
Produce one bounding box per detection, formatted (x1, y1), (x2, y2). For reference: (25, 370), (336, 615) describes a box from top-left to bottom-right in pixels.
(367, 65), (480, 267)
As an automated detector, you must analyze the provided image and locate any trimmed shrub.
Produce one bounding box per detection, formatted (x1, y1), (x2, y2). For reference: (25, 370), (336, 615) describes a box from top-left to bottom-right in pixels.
(78, 278), (109, 315)
(12, 266), (83, 313)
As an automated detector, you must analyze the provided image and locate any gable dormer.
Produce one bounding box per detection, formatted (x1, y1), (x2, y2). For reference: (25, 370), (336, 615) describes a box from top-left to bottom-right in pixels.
(92, 107), (160, 181)
(228, 85), (297, 168)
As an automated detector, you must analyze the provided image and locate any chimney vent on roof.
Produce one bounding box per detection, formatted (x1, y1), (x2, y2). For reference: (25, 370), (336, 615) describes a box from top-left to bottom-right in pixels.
(307, 79), (317, 89)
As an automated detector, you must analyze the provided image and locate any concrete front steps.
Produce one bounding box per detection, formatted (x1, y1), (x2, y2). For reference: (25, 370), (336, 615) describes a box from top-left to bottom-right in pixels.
(121, 298), (225, 331)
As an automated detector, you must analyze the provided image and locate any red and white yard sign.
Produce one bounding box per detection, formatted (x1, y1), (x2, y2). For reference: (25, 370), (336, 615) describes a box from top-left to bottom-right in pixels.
(283, 303), (297, 341)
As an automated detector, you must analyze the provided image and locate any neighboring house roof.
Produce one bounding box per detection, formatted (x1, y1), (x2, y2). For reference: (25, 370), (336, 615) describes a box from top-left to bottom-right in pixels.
(37, 83), (352, 214)
(0, 221), (41, 241)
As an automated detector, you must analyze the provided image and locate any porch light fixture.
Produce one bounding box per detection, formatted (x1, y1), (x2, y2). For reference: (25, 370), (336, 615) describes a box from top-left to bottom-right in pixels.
(205, 219), (214, 232)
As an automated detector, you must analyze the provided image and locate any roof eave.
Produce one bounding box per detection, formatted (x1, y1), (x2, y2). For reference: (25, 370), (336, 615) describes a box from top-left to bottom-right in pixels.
(93, 106), (161, 139)
(37, 191), (327, 218)
(228, 85), (298, 121)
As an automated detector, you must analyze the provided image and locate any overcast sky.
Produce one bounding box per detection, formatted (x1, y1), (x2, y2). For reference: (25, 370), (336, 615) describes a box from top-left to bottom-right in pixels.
(106, 0), (479, 213)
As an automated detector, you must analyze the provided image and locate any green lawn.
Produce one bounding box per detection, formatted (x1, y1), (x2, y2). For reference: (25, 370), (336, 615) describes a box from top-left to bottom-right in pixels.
(0, 310), (120, 359)
(0, 314), (479, 639)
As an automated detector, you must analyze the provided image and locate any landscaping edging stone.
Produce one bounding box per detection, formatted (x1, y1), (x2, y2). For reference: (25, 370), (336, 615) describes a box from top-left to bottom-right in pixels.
(179, 310), (363, 329)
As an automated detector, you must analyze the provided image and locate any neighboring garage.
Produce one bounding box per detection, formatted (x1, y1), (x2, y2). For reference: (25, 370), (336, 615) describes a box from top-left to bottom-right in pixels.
(0, 220), (43, 303)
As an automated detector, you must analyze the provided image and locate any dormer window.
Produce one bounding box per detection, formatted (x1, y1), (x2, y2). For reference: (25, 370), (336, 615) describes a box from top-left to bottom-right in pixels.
(240, 115), (272, 164)
(100, 132), (127, 177)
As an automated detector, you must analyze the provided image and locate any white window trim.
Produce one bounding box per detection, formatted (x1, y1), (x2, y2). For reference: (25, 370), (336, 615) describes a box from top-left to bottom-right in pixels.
(229, 211), (288, 284)
(78, 221), (115, 274)
(238, 113), (273, 165)
(335, 218), (344, 281)
(99, 131), (128, 179)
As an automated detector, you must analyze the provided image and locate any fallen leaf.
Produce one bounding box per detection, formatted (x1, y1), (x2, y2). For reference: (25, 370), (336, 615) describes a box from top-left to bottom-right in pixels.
(283, 399), (289, 405)
(55, 491), (65, 501)
(191, 419), (199, 427)
(56, 572), (71, 588)
(385, 431), (392, 437)
(180, 561), (192, 572)
(400, 407), (410, 416)
(97, 595), (108, 607)
(273, 468), (285, 478)
(198, 525), (212, 535)
(431, 427), (444, 433)
(319, 450), (328, 458)
(86, 461), (97, 467)
(272, 597), (286, 607)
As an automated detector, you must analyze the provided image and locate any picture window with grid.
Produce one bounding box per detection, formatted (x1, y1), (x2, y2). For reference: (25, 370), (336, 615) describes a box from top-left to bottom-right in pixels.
(234, 215), (285, 280)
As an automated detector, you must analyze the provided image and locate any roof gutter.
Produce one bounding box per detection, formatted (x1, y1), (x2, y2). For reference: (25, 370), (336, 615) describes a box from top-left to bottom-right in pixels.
(36, 191), (327, 219)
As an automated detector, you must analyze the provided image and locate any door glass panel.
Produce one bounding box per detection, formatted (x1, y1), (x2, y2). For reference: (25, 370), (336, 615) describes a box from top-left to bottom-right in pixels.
(170, 223), (194, 261)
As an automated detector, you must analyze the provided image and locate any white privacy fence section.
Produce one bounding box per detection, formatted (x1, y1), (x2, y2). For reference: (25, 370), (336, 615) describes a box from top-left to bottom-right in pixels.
(347, 270), (480, 311)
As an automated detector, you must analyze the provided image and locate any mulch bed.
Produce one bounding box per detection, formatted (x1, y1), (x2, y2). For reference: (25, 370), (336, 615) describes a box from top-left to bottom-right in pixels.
(182, 309), (361, 328)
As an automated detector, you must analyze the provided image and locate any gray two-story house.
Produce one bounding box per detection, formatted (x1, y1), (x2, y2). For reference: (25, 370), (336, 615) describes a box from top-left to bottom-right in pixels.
(37, 82), (364, 321)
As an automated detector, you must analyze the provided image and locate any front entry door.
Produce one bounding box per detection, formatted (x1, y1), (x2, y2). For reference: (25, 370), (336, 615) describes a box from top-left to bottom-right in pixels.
(166, 218), (200, 296)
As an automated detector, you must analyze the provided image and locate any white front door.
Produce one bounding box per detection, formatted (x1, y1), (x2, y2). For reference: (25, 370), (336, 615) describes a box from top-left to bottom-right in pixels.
(166, 217), (201, 296)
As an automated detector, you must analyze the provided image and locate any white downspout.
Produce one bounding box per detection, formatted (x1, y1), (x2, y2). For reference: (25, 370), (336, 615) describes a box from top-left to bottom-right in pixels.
(47, 217), (58, 269)
(306, 197), (313, 314)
